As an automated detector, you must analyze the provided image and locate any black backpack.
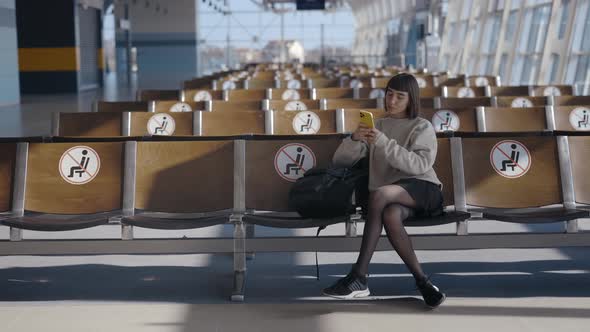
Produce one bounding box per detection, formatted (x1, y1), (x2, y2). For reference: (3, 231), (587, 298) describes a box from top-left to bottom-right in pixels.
(288, 160), (369, 218)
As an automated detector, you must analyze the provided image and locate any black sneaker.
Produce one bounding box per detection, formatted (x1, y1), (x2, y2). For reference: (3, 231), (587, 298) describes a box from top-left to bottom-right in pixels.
(417, 277), (446, 309)
(322, 271), (370, 299)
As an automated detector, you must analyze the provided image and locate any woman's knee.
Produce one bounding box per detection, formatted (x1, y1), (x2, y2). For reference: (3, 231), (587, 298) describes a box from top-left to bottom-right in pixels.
(369, 187), (394, 208)
(383, 203), (412, 227)
(383, 204), (403, 222)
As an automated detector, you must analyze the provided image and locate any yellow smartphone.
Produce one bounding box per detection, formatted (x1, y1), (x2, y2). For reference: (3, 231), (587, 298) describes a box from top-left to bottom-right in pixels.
(359, 110), (375, 128)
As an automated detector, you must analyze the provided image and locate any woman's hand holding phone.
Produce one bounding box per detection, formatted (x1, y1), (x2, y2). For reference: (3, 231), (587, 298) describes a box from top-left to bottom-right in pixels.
(365, 127), (382, 144)
(351, 123), (370, 141)
(352, 123), (381, 144)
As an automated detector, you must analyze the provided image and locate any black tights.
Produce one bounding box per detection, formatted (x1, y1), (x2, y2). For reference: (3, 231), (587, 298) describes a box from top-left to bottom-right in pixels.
(352, 185), (427, 283)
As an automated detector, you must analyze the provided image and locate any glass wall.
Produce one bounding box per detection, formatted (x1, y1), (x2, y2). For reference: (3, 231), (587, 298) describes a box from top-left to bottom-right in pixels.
(438, 0), (589, 92)
(197, 1), (355, 74)
(565, 0), (590, 93)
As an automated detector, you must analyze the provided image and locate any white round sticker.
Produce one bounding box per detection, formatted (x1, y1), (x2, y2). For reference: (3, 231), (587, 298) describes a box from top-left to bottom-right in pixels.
(193, 90), (212, 102)
(432, 110), (460, 132)
(59, 146), (101, 185)
(511, 97), (533, 108)
(569, 107), (590, 131)
(222, 80), (236, 90)
(282, 89), (301, 101)
(490, 140), (531, 179)
(274, 143), (316, 182)
(147, 113), (176, 136)
(169, 102), (192, 112)
(369, 89), (385, 99)
(349, 79), (363, 89)
(416, 77), (427, 88)
(457, 87), (475, 98)
(543, 86), (561, 96)
(284, 100), (308, 111)
(475, 77), (490, 87)
(292, 111), (321, 134)
(287, 79), (301, 89)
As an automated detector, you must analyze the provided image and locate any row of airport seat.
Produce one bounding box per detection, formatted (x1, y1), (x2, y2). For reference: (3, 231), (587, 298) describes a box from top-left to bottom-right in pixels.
(54, 106), (590, 137)
(1, 132), (589, 300)
(185, 75), (504, 92)
(97, 95), (590, 114)
(137, 85), (577, 103)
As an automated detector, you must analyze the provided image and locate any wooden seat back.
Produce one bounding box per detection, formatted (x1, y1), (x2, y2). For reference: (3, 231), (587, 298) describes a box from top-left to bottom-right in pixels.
(481, 107), (548, 132)
(461, 135), (561, 208)
(134, 141), (234, 213)
(95, 101), (148, 112)
(245, 136), (341, 211)
(58, 113), (122, 136)
(0, 143), (16, 212)
(568, 136), (590, 205)
(24, 142), (124, 214)
(200, 111), (265, 136)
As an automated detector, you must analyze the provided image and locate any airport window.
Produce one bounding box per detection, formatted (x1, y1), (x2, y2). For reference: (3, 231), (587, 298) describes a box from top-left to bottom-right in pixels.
(514, 4), (551, 84)
(504, 10), (519, 43)
(458, 21), (468, 44)
(488, 0), (505, 12)
(511, 0), (522, 10)
(485, 55), (495, 75)
(569, 0), (589, 52)
(558, 0), (570, 39)
(546, 53), (560, 83)
(460, 0), (474, 20)
(573, 55), (589, 87)
(566, 0), (590, 88)
(518, 9), (533, 53)
(483, 13), (502, 53)
(467, 57), (476, 75)
(471, 16), (483, 47)
(511, 55), (525, 85)
(565, 56), (577, 84)
(520, 54), (541, 84)
(529, 5), (552, 53)
(499, 53), (509, 80)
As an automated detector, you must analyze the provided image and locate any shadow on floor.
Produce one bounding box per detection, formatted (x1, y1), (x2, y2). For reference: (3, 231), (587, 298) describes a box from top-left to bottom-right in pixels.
(0, 251), (588, 303)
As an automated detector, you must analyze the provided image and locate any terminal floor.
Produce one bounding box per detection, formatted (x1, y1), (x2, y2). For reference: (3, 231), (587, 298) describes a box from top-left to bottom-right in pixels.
(1, 77), (589, 331)
(0, 221), (589, 332)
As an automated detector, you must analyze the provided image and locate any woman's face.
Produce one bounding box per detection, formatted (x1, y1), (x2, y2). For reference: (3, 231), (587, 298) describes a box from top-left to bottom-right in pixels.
(385, 87), (410, 117)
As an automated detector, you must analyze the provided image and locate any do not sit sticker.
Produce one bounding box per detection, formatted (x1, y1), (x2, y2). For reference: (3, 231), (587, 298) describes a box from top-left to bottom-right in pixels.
(292, 111), (321, 134)
(284, 100), (308, 111)
(274, 143), (316, 182)
(193, 90), (212, 102)
(432, 110), (460, 132)
(511, 97), (533, 108)
(147, 113), (176, 136)
(169, 102), (192, 112)
(489, 140), (531, 179)
(59, 146), (101, 185)
(569, 107), (590, 131)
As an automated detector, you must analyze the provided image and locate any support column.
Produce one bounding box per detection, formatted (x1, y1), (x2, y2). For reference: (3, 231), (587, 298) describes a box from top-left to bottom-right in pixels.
(116, 0), (198, 89)
(16, 0), (103, 93)
(0, 0), (19, 105)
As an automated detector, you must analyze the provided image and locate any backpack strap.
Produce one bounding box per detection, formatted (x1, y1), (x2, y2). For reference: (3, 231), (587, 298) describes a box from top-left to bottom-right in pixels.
(315, 225), (327, 280)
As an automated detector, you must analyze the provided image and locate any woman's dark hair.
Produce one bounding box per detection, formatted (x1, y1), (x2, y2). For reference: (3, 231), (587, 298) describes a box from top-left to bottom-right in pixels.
(385, 73), (420, 119)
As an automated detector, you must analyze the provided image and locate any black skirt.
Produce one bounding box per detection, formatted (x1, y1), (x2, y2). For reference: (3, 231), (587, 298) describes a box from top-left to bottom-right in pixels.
(395, 178), (444, 217)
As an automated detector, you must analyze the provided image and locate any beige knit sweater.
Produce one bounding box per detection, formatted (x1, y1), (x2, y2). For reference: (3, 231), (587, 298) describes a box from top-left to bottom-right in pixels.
(332, 116), (441, 191)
